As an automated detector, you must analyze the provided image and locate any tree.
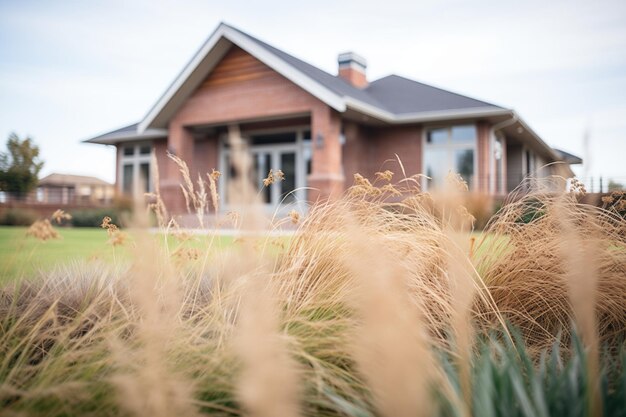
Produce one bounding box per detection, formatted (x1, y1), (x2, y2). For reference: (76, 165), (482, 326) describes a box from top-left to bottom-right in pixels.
(0, 133), (44, 199)
(608, 179), (624, 192)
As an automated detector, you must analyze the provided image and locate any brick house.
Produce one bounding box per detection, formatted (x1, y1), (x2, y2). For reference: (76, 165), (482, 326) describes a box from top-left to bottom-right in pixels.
(38, 173), (114, 205)
(85, 22), (580, 214)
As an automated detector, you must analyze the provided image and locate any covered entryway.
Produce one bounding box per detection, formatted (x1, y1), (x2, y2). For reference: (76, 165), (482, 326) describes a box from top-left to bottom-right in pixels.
(219, 128), (312, 210)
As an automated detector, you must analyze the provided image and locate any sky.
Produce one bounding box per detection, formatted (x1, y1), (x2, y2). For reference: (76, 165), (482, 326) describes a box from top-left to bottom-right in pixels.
(1, 0), (625, 186)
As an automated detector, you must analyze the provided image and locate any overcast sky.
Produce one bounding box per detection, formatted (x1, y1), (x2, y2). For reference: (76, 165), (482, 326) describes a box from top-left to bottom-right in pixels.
(1, 0), (625, 185)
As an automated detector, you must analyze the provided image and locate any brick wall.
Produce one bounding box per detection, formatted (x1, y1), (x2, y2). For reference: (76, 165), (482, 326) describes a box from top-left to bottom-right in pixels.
(342, 121), (370, 181)
(308, 106), (344, 202)
(370, 126), (423, 179)
(342, 124), (422, 185)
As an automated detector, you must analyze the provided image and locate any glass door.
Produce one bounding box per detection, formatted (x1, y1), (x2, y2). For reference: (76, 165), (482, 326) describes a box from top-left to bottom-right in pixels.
(278, 151), (296, 204)
(248, 149), (297, 205)
(220, 131), (310, 211)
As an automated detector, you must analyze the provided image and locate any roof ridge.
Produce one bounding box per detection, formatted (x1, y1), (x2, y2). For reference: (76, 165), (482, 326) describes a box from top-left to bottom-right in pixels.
(222, 27), (504, 113)
(222, 23), (390, 110)
(223, 24), (335, 75)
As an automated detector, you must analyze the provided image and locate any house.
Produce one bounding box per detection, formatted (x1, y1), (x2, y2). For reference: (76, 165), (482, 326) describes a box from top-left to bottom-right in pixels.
(85, 22), (581, 214)
(37, 173), (114, 205)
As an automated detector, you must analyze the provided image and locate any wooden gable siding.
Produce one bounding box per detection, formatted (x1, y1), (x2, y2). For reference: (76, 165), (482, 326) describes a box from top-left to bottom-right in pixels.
(200, 46), (275, 88)
(171, 45), (327, 127)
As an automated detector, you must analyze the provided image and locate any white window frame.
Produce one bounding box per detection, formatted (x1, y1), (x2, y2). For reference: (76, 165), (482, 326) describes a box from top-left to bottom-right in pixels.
(522, 146), (536, 177)
(422, 124), (478, 191)
(217, 126), (311, 213)
(118, 142), (154, 195)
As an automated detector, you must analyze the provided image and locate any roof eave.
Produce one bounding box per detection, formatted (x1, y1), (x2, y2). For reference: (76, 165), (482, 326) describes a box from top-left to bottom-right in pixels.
(344, 97), (511, 123)
(554, 149), (583, 165)
(512, 112), (560, 161)
(84, 128), (168, 145)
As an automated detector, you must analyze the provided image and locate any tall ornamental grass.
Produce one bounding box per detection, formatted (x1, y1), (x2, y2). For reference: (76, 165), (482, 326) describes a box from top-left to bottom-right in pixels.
(1, 139), (625, 416)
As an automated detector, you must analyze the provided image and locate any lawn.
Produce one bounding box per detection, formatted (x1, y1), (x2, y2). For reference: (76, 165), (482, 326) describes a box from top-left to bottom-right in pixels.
(0, 224), (491, 284)
(0, 226), (241, 283)
(0, 226), (128, 283)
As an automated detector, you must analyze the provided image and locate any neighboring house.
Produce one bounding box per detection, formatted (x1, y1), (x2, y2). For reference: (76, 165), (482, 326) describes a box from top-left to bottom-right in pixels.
(85, 22), (581, 214)
(38, 173), (114, 205)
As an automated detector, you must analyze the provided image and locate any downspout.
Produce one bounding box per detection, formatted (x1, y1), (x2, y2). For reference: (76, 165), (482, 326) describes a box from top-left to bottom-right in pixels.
(489, 111), (518, 194)
(491, 110), (518, 133)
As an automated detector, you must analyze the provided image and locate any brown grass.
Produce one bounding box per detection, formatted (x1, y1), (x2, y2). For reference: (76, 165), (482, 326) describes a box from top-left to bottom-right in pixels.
(474, 188), (626, 352)
(1, 150), (625, 416)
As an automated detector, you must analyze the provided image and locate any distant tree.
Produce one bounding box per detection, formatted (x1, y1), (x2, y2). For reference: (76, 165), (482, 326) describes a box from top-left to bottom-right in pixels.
(608, 179), (624, 192)
(0, 133), (44, 199)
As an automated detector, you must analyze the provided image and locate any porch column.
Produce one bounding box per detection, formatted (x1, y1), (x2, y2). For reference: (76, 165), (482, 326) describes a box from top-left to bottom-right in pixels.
(162, 120), (195, 214)
(476, 121), (491, 193)
(308, 106), (345, 202)
(115, 146), (121, 194)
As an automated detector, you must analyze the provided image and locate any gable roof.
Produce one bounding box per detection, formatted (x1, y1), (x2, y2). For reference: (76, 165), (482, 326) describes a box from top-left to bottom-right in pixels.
(87, 23), (570, 163)
(135, 22), (509, 133)
(225, 24), (387, 111)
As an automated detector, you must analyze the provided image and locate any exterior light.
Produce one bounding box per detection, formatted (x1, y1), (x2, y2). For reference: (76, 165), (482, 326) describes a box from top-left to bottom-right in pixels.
(316, 133), (324, 149)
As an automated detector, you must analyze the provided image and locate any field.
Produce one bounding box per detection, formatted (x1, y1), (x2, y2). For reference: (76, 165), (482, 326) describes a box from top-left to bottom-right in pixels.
(1, 159), (625, 417)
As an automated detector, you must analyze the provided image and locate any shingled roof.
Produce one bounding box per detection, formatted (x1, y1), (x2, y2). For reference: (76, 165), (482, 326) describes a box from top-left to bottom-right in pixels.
(84, 23), (529, 147)
(554, 148), (583, 165)
(227, 24), (504, 115)
(39, 173), (112, 187)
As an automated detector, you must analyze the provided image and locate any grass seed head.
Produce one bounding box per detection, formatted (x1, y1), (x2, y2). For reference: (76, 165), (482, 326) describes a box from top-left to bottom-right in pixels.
(26, 218), (60, 241)
(51, 209), (72, 225)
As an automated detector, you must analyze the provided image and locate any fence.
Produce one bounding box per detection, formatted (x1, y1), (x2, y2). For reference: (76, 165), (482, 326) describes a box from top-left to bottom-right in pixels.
(0, 190), (113, 207)
(573, 177), (626, 193)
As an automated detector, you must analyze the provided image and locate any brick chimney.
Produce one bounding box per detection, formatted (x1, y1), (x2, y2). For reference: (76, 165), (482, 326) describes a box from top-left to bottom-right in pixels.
(338, 52), (368, 88)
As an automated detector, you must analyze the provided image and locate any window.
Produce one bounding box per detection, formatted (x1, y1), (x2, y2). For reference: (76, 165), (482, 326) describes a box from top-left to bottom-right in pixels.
(219, 128), (310, 208)
(123, 164), (134, 194)
(120, 143), (152, 195)
(525, 149), (536, 176)
(424, 125), (476, 190)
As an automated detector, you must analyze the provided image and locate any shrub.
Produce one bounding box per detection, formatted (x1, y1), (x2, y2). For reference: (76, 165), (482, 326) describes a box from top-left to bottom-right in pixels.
(69, 208), (127, 228)
(0, 208), (39, 225)
(516, 196), (546, 224)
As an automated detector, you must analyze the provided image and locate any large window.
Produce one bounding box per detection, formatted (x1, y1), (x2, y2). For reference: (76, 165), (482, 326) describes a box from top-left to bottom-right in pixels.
(120, 143), (152, 195)
(424, 125), (476, 190)
(219, 129), (311, 209)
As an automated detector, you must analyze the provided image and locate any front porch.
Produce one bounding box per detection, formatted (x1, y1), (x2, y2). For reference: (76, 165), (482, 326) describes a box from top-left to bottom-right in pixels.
(158, 111), (345, 216)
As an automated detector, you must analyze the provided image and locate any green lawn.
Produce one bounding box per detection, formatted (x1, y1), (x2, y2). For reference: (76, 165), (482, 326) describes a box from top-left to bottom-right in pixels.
(0, 225), (493, 284)
(0, 226), (128, 283)
(0, 226), (243, 283)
